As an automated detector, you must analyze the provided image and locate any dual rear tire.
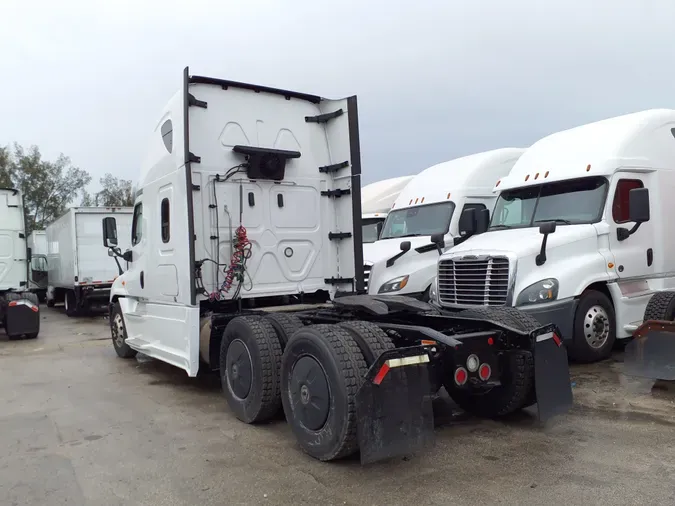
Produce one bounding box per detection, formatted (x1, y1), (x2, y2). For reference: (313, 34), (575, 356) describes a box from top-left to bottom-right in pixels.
(219, 315), (393, 461)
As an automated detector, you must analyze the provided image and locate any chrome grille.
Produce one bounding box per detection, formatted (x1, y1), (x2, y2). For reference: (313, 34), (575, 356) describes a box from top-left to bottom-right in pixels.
(363, 263), (372, 292)
(438, 256), (510, 306)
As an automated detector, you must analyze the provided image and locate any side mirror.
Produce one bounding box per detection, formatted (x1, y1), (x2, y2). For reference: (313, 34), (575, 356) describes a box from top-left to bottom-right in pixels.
(476, 209), (490, 234)
(539, 221), (557, 235)
(628, 187), (650, 223)
(458, 208), (477, 237)
(122, 250), (133, 263)
(430, 233), (445, 248)
(400, 240), (411, 252)
(27, 247), (32, 263)
(102, 217), (118, 247)
(108, 249), (115, 257)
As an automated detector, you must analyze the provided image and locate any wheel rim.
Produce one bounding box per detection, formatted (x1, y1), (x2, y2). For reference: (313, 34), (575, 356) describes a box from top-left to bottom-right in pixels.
(226, 339), (253, 399)
(289, 356), (330, 431)
(112, 313), (126, 348)
(584, 304), (610, 349)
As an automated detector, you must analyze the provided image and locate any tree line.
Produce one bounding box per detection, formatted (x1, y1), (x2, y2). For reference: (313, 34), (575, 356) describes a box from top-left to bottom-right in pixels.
(0, 144), (134, 233)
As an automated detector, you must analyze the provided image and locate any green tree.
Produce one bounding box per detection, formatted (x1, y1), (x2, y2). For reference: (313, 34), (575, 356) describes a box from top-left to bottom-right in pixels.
(6, 144), (91, 233)
(81, 173), (135, 207)
(0, 146), (11, 188)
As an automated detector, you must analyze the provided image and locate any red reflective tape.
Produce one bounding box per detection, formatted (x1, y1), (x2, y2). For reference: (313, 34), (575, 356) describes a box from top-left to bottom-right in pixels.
(31, 305), (39, 312)
(8, 301), (17, 307)
(552, 333), (562, 347)
(372, 363), (390, 385)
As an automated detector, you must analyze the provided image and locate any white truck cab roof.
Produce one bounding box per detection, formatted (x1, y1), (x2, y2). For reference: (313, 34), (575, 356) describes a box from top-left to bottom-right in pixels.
(361, 176), (415, 217)
(496, 109), (675, 192)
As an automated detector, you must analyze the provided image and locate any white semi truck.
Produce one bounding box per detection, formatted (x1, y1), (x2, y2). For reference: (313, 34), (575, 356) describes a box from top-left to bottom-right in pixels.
(27, 230), (48, 301)
(101, 68), (572, 464)
(46, 207), (133, 316)
(0, 188), (40, 339)
(364, 149), (525, 297)
(361, 176), (414, 243)
(433, 109), (673, 363)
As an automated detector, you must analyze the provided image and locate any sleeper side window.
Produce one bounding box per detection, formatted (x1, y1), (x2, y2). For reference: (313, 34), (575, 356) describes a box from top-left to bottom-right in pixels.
(612, 179), (643, 224)
(132, 203), (143, 246)
(161, 198), (170, 243)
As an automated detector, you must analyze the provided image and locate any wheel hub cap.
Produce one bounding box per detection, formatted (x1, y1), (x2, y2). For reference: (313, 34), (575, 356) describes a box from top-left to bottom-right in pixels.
(113, 314), (125, 348)
(584, 305), (610, 349)
(226, 339), (253, 399)
(290, 356), (330, 431)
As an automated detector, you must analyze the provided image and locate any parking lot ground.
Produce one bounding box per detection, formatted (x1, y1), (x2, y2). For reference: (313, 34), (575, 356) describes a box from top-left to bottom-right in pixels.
(2, 308), (675, 506)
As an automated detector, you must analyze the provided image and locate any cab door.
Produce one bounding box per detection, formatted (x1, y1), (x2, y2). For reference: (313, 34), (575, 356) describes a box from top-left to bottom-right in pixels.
(606, 174), (655, 280)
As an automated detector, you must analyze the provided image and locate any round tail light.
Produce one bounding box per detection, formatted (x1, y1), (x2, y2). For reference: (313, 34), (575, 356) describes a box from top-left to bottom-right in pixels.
(466, 354), (480, 372)
(478, 363), (492, 381)
(454, 367), (468, 386)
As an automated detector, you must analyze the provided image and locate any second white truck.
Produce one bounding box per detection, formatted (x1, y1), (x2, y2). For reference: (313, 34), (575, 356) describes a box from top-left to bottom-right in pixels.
(364, 148), (525, 298)
(47, 207), (133, 316)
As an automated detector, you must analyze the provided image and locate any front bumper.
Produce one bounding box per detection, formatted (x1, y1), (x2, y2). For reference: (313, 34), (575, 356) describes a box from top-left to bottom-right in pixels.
(518, 297), (578, 341)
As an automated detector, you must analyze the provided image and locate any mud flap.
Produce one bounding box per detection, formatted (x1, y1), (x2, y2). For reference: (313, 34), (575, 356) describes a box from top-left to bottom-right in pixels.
(5, 298), (40, 338)
(533, 327), (573, 422)
(356, 346), (435, 464)
(624, 321), (675, 381)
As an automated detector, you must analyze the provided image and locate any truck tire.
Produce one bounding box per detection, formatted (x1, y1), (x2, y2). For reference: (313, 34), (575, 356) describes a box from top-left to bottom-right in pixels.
(643, 291), (675, 321)
(264, 313), (304, 349)
(444, 350), (534, 418)
(46, 298), (55, 308)
(110, 302), (137, 358)
(65, 290), (78, 317)
(337, 320), (394, 367)
(281, 324), (367, 461)
(20, 292), (39, 307)
(453, 306), (540, 412)
(220, 316), (282, 424)
(568, 290), (615, 363)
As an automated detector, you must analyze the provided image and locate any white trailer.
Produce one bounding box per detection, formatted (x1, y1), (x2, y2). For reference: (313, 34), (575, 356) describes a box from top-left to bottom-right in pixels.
(46, 207), (133, 316)
(434, 109), (673, 363)
(100, 68), (572, 465)
(361, 176), (414, 243)
(0, 188), (40, 339)
(364, 148), (525, 297)
(27, 230), (48, 301)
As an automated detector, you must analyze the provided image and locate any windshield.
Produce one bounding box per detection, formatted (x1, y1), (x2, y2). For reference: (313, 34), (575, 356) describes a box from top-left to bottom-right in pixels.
(380, 202), (455, 239)
(490, 176), (608, 230)
(362, 218), (385, 243)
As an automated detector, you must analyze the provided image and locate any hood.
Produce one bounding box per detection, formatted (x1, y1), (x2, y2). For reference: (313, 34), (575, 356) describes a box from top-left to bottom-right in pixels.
(447, 225), (598, 258)
(363, 236), (438, 265)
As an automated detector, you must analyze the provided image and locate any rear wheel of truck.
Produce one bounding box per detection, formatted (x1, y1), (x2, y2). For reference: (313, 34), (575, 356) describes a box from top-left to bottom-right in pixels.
(568, 290), (615, 363)
(337, 320), (394, 366)
(281, 324), (367, 461)
(64, 290), (78, 317)
(111, 302), (137, 358)
(643, 291), (675, 321)
(220, 316), (282, 424)
(445, 306), (540, 416)
(264, 313), (304, 350)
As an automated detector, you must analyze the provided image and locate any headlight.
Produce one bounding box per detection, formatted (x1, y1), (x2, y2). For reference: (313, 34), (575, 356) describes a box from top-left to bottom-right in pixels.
(516, 278), (559, 306)
(378, 275), (409, 294)
(428, 277), (439, 304)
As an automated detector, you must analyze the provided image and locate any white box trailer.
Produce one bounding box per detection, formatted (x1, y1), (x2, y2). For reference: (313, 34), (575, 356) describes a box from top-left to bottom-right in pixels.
(46, 207), (133, 316)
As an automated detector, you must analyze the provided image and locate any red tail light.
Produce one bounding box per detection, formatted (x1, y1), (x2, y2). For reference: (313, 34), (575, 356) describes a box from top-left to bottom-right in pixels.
(454, 367), (468, 386)
(478, 363), (492, 381)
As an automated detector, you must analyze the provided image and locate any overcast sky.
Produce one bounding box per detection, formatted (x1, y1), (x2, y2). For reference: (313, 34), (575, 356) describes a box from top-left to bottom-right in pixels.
(2, 0), (674, 188)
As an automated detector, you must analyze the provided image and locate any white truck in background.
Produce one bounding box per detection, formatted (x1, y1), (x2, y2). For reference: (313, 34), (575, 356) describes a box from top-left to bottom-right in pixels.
(364, 148), (525, 298)
(46, 207), (133, 316)
(361, 176), (414, 243)
(27, 230), (48, 301)
(433, 109), (673, 363)
(0, 188), (40, 339)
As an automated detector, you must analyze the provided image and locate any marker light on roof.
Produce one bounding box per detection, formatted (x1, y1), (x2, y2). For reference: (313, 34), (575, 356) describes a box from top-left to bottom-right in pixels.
(545, 171), (549, 178)
(586, 164), (591, 172)
(525, 174), (530, 181)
